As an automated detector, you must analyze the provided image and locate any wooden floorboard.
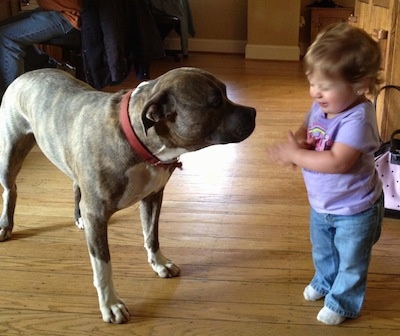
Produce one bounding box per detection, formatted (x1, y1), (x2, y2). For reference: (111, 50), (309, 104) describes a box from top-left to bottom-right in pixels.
(0, 53), (399, 335)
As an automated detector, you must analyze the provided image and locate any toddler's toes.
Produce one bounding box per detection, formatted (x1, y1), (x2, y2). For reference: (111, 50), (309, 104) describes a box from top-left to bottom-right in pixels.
(317, 306), (346, 325)
(303, 285), (324, 301)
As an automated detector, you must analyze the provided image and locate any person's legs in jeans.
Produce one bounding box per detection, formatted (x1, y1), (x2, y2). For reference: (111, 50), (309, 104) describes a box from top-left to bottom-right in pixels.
(308, 195), (383, 324)
(324, 196), (383, 319)
(308, 208), (339, 298)
(0, 9), (74, 98)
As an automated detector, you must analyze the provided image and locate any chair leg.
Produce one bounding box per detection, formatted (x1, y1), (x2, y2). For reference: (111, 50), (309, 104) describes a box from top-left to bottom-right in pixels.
(67, 49), (85, 81)
(134, 61), (150, 80)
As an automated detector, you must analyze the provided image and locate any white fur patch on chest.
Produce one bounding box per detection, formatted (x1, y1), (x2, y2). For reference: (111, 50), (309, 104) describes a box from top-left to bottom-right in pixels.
(117, 163), (172, 208)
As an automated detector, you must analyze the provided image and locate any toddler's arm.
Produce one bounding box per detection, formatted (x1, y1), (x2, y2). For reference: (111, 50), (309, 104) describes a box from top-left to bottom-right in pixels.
(268, 131), (360, 174)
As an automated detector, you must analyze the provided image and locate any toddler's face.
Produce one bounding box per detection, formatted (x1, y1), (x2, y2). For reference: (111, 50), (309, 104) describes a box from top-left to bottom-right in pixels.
(308, 70), (363, 118)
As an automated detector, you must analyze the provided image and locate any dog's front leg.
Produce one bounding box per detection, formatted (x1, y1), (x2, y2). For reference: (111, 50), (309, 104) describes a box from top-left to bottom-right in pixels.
(0, 184), (16, 241)
(83, 214), (129, 323)
(140, 190), (181, 278)
(73, 182), (84, 230)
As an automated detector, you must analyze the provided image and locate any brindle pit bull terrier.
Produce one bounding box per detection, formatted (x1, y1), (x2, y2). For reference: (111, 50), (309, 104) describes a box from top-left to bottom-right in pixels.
(0, 67), (256, 323)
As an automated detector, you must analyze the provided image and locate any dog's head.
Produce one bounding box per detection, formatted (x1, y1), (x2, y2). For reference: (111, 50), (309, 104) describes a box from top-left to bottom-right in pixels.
(133, 67), (256, 154)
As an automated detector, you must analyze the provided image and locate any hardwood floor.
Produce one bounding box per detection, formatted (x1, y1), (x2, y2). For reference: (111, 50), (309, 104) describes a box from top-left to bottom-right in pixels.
(1, 53), (399, 335)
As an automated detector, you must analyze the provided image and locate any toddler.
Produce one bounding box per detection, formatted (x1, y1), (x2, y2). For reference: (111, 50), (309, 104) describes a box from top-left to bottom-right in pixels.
(268, 23), (384, 325)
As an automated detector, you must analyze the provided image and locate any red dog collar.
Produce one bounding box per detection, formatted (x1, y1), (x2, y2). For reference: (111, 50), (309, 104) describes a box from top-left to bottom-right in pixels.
(119, 90), (182, 169)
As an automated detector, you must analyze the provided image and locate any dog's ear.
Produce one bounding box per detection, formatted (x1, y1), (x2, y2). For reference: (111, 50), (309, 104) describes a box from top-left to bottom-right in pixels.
(141, 90), (176, 135)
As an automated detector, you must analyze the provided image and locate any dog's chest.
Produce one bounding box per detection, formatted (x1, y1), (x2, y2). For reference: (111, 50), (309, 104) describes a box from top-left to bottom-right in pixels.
(118, 163), (172, 208)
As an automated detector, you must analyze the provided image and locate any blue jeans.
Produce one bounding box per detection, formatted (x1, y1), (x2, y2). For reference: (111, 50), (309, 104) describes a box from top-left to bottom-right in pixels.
(0, 9), (73, 98)
(309, 193), (383, 318)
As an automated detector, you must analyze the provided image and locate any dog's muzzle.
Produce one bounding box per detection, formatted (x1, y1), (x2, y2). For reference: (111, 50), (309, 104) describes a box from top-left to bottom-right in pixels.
(207, 106), (256, 144)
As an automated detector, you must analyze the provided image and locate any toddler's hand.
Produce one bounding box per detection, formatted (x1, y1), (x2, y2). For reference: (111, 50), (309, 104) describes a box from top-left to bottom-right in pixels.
(303, 137), (316, 150)
(267, 131), (300, 167)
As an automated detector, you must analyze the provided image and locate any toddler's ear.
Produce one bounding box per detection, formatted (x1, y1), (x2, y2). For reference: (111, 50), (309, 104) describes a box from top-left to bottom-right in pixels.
(353, 78), (370, 95)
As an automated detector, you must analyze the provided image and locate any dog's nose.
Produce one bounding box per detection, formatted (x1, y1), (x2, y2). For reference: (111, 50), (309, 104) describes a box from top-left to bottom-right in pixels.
(235, 107), (256, 140)
(205, 105), (256, 145)
(248, 107), (256, 119)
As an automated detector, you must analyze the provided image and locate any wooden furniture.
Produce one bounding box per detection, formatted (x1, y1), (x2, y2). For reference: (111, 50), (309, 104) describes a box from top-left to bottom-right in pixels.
(351, 0), (400, 141)
(0, 0), (19, 20)
(41, 30), (85, 81)
(310, 7), (354, 41)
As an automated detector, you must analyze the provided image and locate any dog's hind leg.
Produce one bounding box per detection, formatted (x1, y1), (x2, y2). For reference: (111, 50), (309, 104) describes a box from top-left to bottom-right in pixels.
(0, 134), (35, 241)
(140, 190), (181, 278)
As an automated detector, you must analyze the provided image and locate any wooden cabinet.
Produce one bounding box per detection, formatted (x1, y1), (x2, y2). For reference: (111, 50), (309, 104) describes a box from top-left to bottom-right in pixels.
(310, 7), (354, 41)
(351, 0), (400, 141)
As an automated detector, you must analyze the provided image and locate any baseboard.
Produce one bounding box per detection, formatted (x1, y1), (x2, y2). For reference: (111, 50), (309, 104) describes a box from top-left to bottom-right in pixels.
(164, 37), (300, 61)
(245, 44), (300, 61)
(164, 37), (247, 54)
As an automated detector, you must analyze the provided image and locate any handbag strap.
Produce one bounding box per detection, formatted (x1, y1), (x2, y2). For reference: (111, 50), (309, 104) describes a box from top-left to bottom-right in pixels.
(390, 130), (400, 153)
(373, 85), (400, 144)
(373, 84), (400, 110)
(375, 130), (400, 161)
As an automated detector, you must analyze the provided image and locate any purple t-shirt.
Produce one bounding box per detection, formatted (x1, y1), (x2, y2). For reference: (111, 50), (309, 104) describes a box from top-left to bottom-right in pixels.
(302, 101), (382, 215)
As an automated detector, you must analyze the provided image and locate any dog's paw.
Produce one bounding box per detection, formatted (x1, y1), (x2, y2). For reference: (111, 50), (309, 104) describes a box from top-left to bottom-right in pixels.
(75, 217), (85, 230)
(149, 250), (181, 278)
(156, 260), (181, 278)
(0, 227), (12, 242)
(100, 300), (130, 324)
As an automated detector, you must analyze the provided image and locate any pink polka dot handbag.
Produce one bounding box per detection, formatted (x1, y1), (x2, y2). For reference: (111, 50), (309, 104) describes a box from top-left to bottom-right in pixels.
(375, 129), (400, 218)
(374, 85), (400, 218)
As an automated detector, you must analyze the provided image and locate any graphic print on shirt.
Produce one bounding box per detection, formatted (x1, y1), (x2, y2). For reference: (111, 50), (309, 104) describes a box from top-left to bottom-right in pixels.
(308, 125), (333, 151)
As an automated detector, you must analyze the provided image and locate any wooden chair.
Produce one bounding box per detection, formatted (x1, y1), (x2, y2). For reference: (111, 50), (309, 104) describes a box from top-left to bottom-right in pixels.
(40, 29), (85, 81)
